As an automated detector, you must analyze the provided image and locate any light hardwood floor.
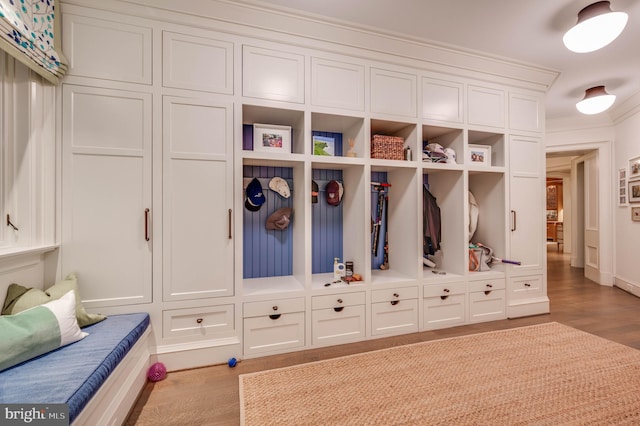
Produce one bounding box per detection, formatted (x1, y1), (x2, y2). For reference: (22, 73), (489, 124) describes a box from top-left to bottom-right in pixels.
(125, 247), (640, 425)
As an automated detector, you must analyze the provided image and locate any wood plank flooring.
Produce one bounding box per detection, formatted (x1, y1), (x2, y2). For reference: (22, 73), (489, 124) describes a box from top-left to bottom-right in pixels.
(125, 247), (640, 425)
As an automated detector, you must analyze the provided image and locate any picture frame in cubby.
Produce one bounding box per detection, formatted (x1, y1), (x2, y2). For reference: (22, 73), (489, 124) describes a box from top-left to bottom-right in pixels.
(253, 123), (291, 153)
(468, 144), (491, 166)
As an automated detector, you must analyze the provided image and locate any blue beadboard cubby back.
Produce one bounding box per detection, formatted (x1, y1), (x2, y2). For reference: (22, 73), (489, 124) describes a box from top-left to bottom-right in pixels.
(243, 166), (294, 279)
(312, 169), (344, 274)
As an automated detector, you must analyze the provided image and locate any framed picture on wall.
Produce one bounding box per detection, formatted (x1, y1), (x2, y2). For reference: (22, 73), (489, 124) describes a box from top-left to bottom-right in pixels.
(619, 168), (628, 206)
(629, 156), (640, 181)
(253, 123), (291, 153)
(632, 207), (640, 222)
(629, 180), (640, 203)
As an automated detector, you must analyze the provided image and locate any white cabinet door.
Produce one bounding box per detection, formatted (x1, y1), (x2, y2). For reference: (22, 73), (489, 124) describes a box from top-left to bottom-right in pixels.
(163, 96), (234, 301)
(370, 67), (417, 117)
(61, 85), (152, 308)
(163, 30), (233, 94)
(311, 57), (364, 111)
(509, 92), (543, 133)
(422, 77), (463, 123)
(242, 45), (304, 103)
(509, 135), (544, 276)
(468, 85), (505, 128)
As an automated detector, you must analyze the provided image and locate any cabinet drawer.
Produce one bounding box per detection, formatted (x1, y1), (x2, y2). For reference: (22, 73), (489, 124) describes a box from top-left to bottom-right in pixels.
(243, 312), (305, 355)
(371, 286), (418, 303)
(423, 282), (466, 298)
(468, 278), (506, 294)
(509, 275), (544, 300)
(312, 292), (365, 310)
(162, 305), (234, 339)
(469, 289), (506, 323)
(312, 305), (366, 346)
(423, 293), (466, 330)
(371, 298), (418, 336)
(244, 297), (305, 318)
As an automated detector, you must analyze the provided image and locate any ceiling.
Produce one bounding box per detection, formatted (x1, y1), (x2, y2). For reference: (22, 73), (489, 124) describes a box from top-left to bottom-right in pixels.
(229, 0), (640, 123)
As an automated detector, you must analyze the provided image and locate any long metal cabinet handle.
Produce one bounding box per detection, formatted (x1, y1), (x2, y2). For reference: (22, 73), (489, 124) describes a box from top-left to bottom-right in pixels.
(228, 209), (232, 239)
(511, 210), (516, 232)
(144, 208), (150, 241)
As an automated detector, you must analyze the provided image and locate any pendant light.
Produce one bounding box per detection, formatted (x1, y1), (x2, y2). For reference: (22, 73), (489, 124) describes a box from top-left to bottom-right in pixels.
(576, 86), (616, 114)
(563, 1), (628, 53)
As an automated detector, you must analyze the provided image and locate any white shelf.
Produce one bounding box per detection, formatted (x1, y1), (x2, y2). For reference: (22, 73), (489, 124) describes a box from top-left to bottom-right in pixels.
(243, 275), (305, 296)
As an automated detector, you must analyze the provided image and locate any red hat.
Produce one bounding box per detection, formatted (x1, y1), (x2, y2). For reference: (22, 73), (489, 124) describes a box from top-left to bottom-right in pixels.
(326, 180), (342, 206)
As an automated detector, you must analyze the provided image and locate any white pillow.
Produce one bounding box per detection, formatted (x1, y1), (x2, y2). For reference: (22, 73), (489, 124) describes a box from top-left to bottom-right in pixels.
(0, 290), (88, 372)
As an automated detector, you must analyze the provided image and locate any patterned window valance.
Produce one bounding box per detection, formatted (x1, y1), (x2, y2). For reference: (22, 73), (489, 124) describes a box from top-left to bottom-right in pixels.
(0, 0), (67, 84)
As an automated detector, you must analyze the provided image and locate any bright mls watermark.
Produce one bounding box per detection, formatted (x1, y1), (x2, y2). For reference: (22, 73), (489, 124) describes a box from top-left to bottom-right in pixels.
(1, 404), (68, 425)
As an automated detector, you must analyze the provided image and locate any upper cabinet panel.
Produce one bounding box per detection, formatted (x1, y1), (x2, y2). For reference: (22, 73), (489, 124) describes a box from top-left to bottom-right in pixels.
(62, 13), (152, 84)
(467, 85), (505, 128)
(509, 92), (544, 133)
(163, 31), (233, 94)
(311, 57), (364, 111)
(370, 67), (417, 117)
(242, 45), (304, 103)
(422, 77), (464, 123)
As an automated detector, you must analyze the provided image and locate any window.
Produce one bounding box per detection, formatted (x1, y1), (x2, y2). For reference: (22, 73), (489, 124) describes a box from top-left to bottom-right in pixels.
(0, 51), (56, 255)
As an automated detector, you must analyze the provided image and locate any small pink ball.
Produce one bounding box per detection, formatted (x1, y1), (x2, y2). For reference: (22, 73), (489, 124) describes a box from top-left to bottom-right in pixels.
(147, 362), (167, 382)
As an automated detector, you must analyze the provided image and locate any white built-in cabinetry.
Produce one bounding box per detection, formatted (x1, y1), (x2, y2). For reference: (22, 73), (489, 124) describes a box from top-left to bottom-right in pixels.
(59, 0), (548, 369)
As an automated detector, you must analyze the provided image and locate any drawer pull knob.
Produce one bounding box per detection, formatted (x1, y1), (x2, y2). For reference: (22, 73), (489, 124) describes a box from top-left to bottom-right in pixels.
(390, 300), (399, 306)
(334, 306), (344, 312)
(443, 288), (450, 293)
(440, 295), (449, 300)
(484, 290), (492, 295)
(272, 306), (278, 311)
(393, 293), (399, 298)
(269, 314), (281, 320)
(337, 299), (343, 304)
(525, 283), (531, 287)
(196, 318), (203, 324)
(486, 284), (493, 288)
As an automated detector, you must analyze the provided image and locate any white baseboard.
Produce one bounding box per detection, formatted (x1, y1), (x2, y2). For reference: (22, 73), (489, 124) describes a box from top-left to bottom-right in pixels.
(614, 277), (640, 298)
(156, 337), (242, 371)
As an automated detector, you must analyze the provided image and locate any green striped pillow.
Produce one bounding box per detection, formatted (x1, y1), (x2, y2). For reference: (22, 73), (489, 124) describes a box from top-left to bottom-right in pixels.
(0, 290), (88, 372)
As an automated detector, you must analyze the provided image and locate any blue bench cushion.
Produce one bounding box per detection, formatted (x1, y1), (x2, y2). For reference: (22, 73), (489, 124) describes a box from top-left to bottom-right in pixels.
(0, 312), (150, 423)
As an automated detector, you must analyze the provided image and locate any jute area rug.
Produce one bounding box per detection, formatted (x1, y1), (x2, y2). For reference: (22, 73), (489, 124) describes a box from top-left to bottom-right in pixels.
(239, 322), (640, 425)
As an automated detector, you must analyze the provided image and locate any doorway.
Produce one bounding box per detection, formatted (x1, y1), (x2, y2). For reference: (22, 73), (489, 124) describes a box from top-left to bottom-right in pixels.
(545, 145), (611, 286)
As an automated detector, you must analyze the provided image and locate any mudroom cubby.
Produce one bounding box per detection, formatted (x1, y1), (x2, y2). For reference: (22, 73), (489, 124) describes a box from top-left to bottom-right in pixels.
(422, 124), (464, 166)
(467, 171), (507, 278)
(370, 118), (418, 162)
(370, 168), (420, 286)
(467, 130), (506, 169)
(242, 162), (307, 296)
(311, 112), (365, 159)
(58, 1), (548, 368)
(422, 169), (466, 282)
(311, 164), (367, 290)
(242, 104), (305, 156)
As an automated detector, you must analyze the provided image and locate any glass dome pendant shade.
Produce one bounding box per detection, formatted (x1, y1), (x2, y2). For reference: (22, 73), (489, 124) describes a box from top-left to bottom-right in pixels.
(576, 86), (616, 114)
(563, 1), (628, 53)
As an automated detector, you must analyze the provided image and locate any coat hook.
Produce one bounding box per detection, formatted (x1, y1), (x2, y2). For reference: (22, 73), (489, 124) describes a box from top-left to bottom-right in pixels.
(6, 214), (18, 231)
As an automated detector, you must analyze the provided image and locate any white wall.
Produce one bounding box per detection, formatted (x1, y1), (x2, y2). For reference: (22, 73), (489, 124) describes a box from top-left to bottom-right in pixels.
(614, 110), (640, 292)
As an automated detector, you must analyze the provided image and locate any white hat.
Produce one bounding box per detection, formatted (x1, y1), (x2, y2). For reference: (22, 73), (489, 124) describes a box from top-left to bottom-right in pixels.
(269, 177), (291, 198)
